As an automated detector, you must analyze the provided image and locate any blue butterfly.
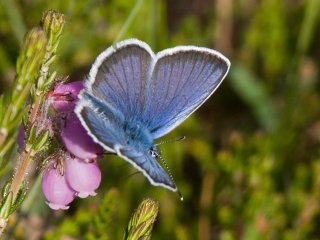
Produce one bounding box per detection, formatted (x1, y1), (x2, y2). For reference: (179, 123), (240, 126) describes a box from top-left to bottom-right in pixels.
(75, 39), (230, 194)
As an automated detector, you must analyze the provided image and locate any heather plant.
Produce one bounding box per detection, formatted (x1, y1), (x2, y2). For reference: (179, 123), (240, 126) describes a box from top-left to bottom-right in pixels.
(1, 0), (320, 239)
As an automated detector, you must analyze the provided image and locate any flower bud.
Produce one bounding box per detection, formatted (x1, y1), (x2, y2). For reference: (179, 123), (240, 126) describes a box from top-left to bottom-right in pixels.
(41, 165), (76, 210)
(50, 81), (84, 112)
(61, 113), (103, 161)
(41, 10), (65, 37)
(65, 155), (101, 198)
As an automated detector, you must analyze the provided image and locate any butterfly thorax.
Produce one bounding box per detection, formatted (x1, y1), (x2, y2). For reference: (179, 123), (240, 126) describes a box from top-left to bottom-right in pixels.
(123, 117), (154, 153)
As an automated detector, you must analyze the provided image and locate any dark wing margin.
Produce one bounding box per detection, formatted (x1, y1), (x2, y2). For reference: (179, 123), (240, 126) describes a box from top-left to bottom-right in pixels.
(86, 39), (155, 117)
(142, 46), (230, 139)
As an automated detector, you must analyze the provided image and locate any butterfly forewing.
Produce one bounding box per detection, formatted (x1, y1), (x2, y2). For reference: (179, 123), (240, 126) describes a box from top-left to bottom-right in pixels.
(143, 48), (230, 139)
(87, 39), (154, 117)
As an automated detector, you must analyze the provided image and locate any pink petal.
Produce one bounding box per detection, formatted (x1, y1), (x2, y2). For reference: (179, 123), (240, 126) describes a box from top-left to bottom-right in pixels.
(61, 113), (103, 161)
(65, 155), (101, 198)
(41, 165), (76, 210)
(51, 81), (84, 112)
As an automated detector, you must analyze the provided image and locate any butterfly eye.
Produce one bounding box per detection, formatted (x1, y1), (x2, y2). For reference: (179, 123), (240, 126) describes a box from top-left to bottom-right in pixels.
(149, 150), (156, 158)
(149, 149), (158, 158)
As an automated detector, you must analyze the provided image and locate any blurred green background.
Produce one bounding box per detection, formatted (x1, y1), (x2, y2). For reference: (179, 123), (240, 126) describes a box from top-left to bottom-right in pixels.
(1, 0), (320, 239)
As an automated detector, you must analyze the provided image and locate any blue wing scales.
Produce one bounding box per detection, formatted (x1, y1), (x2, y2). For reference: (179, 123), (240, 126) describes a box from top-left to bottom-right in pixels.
(76, 39), (230, 192)
(143, 48), (230, 138)
(118, 147), (176, 191)
(76, 91), (176, 190)
(87, 39), (154, 117)
(76, 92), (127, 152)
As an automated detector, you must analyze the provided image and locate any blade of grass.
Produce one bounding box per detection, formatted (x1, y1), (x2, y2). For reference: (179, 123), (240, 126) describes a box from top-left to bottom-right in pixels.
(296, 0), (320, 57)
(113, 0), (144, 44)
(282, 0), (320, 126)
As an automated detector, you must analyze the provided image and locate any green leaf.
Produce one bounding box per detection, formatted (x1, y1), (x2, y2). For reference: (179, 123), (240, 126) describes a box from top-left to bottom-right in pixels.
(32, 130), (50, 153)
(1, 182), (11, 200)
(10, 180), (27, 214)
(0, 191), (12, 219)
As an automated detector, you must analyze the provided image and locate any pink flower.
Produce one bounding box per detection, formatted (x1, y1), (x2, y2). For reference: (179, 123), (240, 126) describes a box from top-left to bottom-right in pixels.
(41, 81), (105, 210)
(50, 81), (84, 112)
(41, 165), (76, 210)
(64, 155), (101, 198)
(61, 113), (103, 161)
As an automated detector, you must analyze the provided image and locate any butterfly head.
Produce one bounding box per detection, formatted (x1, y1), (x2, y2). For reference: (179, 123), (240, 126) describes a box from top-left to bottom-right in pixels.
(149, 145), (160, 158)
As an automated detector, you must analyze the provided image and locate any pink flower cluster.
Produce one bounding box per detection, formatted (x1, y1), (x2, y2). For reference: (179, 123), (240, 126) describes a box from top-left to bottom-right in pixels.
(40, 81), (103, 210)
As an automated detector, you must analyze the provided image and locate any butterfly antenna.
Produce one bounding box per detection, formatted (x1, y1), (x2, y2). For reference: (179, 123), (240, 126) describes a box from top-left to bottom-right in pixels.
(156, 153), (184, 201)
(155, 136), (186, 146)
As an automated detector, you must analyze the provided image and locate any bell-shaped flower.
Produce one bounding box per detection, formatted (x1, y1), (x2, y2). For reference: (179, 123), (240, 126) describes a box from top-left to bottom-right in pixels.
(50, 81), (84, 112)
(61, 113), (103, 161)
(64, 155), (101, 198)
(41, 165), (76, 210)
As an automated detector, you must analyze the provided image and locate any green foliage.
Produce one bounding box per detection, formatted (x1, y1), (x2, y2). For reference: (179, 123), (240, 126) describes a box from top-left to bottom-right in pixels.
(0, 0), (320, 239)
(243, 0), (288, 78)
(0, 26), (47, 172)
(229, 63), (276, 130)
(0, 9), (65, 236)
(124, 198), (159, 240)
(44, 189), (119, 240)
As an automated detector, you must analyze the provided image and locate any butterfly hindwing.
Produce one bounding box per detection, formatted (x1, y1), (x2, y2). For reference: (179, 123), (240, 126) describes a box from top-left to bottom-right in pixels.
(76, 92), (177, 190)
(118, 147), (176, 191)
(76, 92), (127, 152)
